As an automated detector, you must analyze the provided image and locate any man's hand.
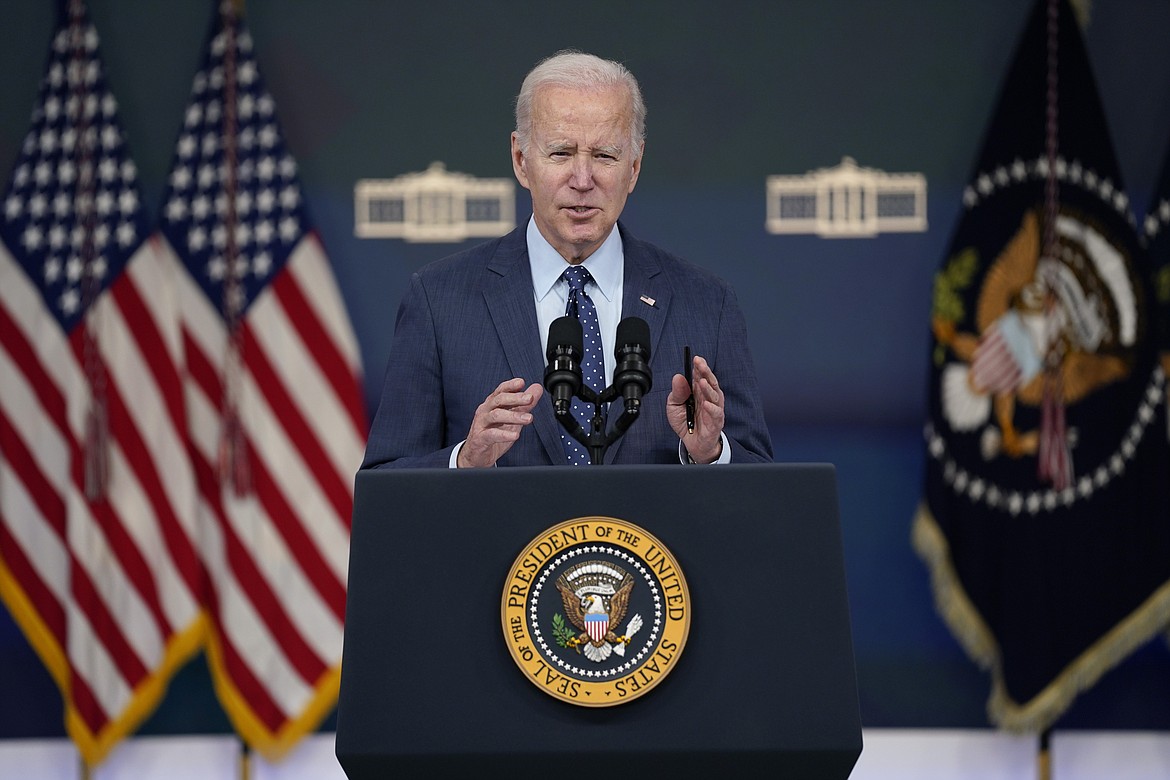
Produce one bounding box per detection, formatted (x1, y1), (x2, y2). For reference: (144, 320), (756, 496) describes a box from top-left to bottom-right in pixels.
(667, 354), (724, 464)
(457, 378), (544, 468)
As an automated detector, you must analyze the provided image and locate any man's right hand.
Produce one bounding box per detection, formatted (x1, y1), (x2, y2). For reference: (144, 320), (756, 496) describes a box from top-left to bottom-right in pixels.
(457, 378), (545, 468)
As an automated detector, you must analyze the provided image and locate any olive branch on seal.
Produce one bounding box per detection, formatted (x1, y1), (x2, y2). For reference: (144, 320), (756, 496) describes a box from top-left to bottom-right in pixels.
(932, 247), (979, 366)
(551, 613), (576, 648)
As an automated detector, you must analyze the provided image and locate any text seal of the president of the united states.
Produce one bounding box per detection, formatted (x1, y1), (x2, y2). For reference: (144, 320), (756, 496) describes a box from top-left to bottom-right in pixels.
(501, 516), (691, 706)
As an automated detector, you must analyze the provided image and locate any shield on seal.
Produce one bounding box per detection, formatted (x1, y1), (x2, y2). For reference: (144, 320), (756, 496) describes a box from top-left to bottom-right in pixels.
(584, 612), (608, 644)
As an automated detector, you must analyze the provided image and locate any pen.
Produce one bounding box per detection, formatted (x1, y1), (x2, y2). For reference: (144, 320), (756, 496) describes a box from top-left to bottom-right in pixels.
(684, 346), (695, 434)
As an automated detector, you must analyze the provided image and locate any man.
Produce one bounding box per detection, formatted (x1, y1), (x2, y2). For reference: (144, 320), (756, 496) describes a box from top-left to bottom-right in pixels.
(361, 50), (771, 468)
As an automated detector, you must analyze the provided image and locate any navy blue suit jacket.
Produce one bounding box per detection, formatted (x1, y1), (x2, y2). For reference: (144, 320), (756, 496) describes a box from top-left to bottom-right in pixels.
(361, 224), (772, 468)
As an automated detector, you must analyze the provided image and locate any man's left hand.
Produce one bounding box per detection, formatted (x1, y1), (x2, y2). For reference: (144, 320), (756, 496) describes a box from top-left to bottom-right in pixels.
(667, 354), (724, 464)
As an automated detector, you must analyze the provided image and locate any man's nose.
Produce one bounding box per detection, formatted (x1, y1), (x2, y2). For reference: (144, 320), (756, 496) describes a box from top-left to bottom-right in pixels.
(569, 154), (594, 189)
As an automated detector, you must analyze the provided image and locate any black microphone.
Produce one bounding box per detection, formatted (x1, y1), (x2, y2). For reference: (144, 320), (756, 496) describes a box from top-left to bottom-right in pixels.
(544, 316), (583, 416)
(613, 317), (652, 415)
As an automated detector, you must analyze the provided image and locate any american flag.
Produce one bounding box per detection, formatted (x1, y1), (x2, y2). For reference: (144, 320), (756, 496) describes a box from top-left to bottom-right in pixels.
(157, 3), (366, 758)
(0, 0), (204, 765)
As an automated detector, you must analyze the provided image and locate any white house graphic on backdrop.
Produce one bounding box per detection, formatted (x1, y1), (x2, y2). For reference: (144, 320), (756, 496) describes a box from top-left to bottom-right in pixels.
(355, 162), (515, 242)
(766, 157), (927, 238)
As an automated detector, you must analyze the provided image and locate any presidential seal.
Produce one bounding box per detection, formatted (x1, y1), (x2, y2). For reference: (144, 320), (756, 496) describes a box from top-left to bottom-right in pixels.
(501, 517), (690, 706)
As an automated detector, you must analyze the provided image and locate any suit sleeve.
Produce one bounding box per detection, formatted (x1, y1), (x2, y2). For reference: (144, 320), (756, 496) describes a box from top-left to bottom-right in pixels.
(360, 273), (457, 469)
(715, 285), (774, 463)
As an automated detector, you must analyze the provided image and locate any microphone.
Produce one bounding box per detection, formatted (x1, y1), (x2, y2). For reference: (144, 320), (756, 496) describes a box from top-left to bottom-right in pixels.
(544, 316), (583, 416)
(613, 317), (652, 415)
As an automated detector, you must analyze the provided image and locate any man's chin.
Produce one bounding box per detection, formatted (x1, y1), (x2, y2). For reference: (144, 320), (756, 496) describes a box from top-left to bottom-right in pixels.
(549, 227), (607, 259)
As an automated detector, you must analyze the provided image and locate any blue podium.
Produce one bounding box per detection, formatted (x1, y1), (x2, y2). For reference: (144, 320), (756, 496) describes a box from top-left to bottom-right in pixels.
(336, 464), (861, 778)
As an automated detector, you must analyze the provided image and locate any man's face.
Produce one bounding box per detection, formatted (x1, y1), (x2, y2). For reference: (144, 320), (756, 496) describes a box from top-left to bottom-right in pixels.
(511, 85), (643, 264)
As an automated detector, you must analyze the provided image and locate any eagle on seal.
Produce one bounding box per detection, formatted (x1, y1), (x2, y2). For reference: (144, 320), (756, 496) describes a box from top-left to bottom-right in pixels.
(555, 561), (642, 663)
(933, 209), (1136, 486)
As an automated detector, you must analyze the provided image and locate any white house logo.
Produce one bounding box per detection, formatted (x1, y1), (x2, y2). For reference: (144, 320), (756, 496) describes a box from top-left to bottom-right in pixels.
(501, 517), (690, 706)
(766, 157), (927, 238)
(354, 161), (514, 243)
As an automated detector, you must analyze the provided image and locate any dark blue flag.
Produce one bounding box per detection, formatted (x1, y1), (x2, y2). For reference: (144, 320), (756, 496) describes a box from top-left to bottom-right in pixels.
(914, 0), (1170, 732)
(1143, 108), (1170, 400)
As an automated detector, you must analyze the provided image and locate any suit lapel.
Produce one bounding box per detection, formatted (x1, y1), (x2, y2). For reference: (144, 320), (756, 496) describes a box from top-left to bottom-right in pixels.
(607, 229), (670, 464)
(484, 231), (565, 464)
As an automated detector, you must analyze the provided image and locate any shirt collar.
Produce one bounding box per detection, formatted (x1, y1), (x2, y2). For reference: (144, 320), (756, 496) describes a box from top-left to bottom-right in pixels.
(528, 216), (622, 304)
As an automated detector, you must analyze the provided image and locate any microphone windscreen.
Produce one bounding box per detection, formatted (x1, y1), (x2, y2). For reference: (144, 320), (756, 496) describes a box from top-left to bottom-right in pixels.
(615, 317), (651, 359)
(546, 315), (583, 361)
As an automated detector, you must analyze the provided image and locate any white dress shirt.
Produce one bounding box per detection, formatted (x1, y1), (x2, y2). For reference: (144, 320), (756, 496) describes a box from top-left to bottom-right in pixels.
(450, 217), (728, 466)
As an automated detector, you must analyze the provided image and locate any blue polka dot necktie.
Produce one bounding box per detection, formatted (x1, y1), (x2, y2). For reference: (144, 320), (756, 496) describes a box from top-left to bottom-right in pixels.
(562, 266), (605, 465)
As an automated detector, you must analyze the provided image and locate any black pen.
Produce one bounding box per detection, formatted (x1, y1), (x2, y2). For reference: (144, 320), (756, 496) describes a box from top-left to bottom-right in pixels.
(684, 346), (695, 434)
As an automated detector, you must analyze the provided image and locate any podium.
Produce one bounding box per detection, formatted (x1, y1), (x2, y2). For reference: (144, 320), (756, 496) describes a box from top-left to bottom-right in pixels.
(336, 464), (861, 778)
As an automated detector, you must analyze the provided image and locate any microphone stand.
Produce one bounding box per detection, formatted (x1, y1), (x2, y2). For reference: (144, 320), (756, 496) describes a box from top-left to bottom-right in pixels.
(545, 315), (652, 465)
(553, 381), (646, 465)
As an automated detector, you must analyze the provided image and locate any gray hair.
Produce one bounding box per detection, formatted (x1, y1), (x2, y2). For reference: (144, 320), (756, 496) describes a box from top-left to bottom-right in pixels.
(514, 50), (646, 160)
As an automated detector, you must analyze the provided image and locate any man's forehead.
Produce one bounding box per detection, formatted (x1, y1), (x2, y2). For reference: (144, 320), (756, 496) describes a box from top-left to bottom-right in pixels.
(532, 90), (631, 139)
(532, 85), (630, 117)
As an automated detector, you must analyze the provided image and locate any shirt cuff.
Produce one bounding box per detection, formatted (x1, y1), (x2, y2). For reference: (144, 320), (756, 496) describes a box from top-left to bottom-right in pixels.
(678, 432), (731, 464)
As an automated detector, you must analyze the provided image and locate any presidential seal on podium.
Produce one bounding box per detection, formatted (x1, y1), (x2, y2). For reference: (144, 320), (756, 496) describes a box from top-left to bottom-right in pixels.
(501, 516), (691, 706)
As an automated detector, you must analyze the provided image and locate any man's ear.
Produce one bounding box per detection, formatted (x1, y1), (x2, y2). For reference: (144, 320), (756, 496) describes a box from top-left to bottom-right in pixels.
(511, 132), (530, 190)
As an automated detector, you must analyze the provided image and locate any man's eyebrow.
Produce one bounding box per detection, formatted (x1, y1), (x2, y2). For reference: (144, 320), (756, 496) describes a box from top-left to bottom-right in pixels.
(541, 141), (624, 157)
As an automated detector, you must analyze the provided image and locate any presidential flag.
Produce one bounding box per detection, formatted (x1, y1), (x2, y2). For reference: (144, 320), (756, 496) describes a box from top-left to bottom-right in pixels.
(1143, 119), (1170, 423)
(156, 3), (366, 758)
(0, 0), (204, 765)
(914, 0), (1170, 732)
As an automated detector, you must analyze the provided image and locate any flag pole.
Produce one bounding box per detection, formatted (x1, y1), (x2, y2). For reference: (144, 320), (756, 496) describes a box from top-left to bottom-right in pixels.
(239, 739), (252, 780)
(1037, 728), (1052, 780)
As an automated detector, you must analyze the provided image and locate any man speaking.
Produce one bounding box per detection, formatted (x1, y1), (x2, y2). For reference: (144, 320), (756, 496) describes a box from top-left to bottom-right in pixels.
(361, 50), (772, 469)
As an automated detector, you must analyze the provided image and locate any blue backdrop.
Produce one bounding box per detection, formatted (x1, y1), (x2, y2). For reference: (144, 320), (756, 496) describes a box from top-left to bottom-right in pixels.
(3, 0), (1170, 739)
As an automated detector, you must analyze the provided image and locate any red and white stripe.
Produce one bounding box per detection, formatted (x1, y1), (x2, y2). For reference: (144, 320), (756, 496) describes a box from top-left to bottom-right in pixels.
(164, 232), (365, 751)
(970, 324), (1025, 394)
(0, 240), (203, 763)
(586, 615), (609, 644)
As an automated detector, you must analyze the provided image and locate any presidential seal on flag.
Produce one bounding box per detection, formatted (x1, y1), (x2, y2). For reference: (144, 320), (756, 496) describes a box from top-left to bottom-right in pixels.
(932, 206), (1144, 485)
(501, 517), (690, 706)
